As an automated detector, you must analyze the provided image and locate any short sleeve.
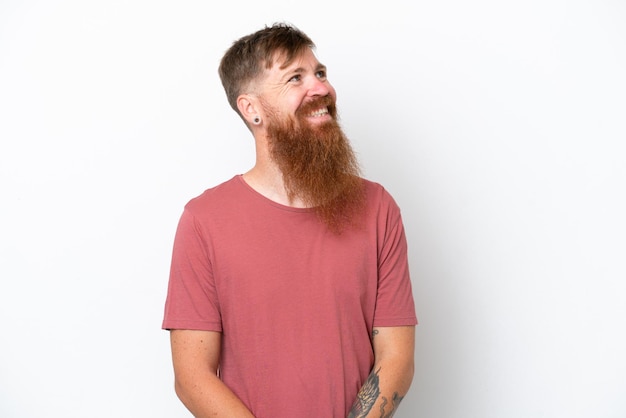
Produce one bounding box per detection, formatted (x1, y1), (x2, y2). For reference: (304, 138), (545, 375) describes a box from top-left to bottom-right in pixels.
(162, 207), (222, 331)
(373, 193), (418, 327)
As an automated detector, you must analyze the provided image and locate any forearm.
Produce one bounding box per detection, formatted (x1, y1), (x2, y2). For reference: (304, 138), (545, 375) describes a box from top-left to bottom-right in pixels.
(175, 371), (255, 418)
(170, 330), (255, 418)
(347, 326), (415, 418)
(347, 361), (413, 418)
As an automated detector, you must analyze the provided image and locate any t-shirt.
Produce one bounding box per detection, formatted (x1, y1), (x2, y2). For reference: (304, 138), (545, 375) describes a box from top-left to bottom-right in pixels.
(162, 175), (417, 418)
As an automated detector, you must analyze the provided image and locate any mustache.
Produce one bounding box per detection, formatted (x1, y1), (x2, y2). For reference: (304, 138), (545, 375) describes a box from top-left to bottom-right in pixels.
(296, 95), (337, 118)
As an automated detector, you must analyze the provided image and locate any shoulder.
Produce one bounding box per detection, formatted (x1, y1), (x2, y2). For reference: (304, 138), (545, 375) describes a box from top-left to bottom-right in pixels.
(362, 178), (402, 214)
(184, 175), (245, 214)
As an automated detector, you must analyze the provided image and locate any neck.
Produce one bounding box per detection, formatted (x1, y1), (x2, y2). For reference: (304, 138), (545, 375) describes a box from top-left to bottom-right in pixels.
(244, 129), (315, 207)
(242, 164), (308, 208)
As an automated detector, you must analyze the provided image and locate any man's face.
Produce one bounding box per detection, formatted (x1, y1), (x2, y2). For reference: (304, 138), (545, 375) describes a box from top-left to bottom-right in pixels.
(255, 50), (364, 233)
(256, 48), (338, 130)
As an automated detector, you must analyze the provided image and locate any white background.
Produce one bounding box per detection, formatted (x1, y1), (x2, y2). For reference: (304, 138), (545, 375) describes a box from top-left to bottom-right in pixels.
(1, 1), (625, 417)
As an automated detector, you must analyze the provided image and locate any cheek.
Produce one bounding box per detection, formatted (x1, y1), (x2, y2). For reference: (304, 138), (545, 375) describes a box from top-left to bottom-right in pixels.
(275, 90), (302, 112)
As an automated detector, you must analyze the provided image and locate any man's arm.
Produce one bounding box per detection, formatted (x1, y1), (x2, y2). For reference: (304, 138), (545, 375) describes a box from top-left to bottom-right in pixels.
(170, 329), (255, 417)
(347, 326), (415, 418)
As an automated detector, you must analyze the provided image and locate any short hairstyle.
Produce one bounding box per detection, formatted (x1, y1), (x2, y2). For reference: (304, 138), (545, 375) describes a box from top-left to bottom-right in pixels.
(218, 23), (316, 117)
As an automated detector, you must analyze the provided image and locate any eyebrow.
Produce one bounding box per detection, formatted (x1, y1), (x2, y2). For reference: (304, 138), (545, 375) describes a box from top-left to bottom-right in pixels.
(282, 63), (327, 80)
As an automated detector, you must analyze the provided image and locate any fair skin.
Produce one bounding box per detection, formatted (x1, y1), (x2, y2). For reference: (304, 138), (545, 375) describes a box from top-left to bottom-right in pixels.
(170, 48), (415, 417)
(348, 326), (415, 418)
(170, 330), (255, 417)
(237, 48), (336, 207)
(171, 327), (414, 418)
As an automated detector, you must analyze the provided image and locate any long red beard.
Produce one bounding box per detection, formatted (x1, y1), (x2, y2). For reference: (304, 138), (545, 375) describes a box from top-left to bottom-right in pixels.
(266, 97), (365, 232)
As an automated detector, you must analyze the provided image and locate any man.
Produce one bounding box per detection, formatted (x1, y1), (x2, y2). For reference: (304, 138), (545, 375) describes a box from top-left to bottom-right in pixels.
(162, 23), (417, 418)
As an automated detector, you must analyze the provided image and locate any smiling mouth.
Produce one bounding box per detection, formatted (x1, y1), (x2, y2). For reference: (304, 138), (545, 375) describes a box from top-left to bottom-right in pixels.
(309, 107), (329, 117)
(298, 95), (335, 119)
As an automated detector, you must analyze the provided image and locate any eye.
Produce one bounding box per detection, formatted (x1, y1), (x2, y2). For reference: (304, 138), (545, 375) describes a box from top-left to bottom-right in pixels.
(316, 69), (327, 80)
(288, 74), (302, 82)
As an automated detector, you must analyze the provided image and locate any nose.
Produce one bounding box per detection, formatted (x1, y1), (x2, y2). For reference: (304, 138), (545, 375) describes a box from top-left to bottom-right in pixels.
(307, 77), (332, 97)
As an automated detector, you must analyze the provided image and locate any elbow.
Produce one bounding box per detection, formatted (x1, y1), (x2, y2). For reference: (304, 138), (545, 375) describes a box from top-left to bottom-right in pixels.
(408, 352), (415, 378)
(173, 375), (197, 407)
(173, 377), (188, 404)
(403, 356), (415, 392)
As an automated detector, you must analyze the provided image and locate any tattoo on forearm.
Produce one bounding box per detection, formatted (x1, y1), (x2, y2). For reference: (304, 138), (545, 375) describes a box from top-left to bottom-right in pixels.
(348, 368), (381, 418)
(379, 392), (404, 418)
(372, 329), (379, 339)
(348, 366), (405, 418)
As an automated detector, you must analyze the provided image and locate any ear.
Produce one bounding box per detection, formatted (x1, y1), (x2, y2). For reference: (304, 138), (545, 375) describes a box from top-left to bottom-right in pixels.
(237, 94), (261, 126)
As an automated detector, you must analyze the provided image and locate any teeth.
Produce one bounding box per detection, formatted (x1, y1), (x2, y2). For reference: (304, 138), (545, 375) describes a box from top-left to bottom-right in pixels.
(310, 108), (329, 117)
